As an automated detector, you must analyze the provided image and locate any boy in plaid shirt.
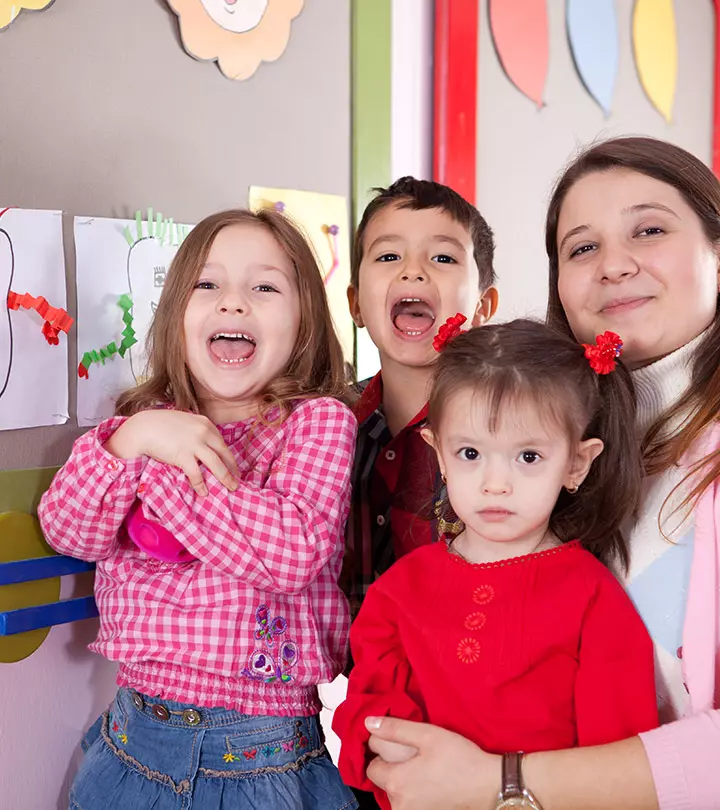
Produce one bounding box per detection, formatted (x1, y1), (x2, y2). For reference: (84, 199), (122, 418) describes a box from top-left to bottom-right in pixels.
(343, 178), (498, 617)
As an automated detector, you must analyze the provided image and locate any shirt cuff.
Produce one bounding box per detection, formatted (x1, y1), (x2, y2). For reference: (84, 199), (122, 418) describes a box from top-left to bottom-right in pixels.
(639, 713), (720, 810)
(93, 417), (148, 481)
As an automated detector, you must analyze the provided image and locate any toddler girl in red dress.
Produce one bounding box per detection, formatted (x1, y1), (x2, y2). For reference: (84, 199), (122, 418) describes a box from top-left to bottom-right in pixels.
(333, 318), (658, 810)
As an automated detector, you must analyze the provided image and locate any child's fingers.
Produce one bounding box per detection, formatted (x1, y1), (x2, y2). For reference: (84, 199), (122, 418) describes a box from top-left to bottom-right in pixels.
(196, 447), (238, 492)
(179, 458), (208, 497)
(206, 434), (240, 478)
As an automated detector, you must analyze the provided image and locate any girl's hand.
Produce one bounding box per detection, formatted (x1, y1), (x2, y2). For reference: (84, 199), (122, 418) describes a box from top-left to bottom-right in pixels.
(105, 411), (239, 496)
(365, 717), (500, 810)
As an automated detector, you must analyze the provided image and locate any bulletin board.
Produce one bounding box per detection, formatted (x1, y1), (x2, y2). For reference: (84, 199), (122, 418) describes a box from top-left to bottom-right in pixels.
(0, 0), (351, 472)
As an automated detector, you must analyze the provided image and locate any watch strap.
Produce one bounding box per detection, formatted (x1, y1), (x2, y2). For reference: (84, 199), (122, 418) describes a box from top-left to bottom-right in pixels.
(501, 752), (524, 797)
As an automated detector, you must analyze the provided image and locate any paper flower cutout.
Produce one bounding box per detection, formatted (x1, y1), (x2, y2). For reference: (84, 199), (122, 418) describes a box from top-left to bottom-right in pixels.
(166, 0), (305, 81)
(0, 0), (55, 32)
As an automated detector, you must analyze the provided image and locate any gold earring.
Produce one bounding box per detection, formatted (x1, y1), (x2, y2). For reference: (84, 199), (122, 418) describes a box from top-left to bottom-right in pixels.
(566, 483), (579, 495)
(441, 473), (447, 484)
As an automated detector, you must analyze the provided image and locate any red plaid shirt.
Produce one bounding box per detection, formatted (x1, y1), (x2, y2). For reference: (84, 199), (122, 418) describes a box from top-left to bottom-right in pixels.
(38, 398), (357, 717)
(344, 373), (441, 617)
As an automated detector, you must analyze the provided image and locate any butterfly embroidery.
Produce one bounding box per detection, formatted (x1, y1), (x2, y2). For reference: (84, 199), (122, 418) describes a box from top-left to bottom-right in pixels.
(253, 604), (288, 647)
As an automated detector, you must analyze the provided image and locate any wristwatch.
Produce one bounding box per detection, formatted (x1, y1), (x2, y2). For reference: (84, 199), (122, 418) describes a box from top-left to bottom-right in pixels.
(495, 752), (544, 809)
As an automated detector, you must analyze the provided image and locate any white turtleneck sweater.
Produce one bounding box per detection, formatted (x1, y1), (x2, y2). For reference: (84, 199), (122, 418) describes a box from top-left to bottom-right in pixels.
(627, 332), (706, 723)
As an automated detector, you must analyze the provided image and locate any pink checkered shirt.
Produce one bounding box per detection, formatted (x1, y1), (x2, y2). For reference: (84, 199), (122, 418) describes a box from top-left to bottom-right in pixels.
(38, 397), (357, 717)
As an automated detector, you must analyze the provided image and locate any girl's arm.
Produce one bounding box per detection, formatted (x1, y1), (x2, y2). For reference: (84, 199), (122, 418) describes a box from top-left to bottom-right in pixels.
(38, 417), (148, 560)
(332, 582), (424, 809)
(139, 398), (358, 593)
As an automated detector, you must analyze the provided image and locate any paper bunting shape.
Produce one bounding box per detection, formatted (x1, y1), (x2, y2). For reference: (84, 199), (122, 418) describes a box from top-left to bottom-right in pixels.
(566, 0), (619, 116)
(632, 0), (677, 122)
(166, 0), (305, 81)
(0, 0), (55, 32)
(488, 0), (549, 107)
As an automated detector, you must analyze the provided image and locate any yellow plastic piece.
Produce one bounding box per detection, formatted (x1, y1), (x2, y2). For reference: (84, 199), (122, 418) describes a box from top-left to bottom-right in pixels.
(0, 510), (60, 663)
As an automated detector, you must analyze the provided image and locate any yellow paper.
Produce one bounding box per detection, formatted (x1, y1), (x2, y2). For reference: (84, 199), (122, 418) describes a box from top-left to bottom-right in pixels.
(0, 1), (54, 31)
(249, 187), (353, 363)
(632, 0), (677, 122)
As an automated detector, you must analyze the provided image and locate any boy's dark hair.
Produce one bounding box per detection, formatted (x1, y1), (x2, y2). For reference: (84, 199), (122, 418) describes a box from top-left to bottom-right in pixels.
(351, 176), (496, 290)
(428, 319), (642, 571)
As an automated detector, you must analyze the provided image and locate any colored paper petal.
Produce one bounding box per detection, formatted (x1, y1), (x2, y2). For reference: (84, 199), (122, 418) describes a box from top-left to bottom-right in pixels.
(0, 1), (55, 32)
(165, 0), (304, 81)
(567, 0), (618, 116)
(632, 0), (677, 122)
(488, 0), (549, 107)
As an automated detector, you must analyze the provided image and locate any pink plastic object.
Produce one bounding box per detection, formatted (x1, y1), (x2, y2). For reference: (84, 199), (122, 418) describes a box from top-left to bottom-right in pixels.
(125, 500), (196, 563)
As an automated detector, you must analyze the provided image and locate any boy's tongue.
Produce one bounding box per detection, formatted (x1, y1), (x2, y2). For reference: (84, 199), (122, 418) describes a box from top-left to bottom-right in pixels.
(209, 337), (255, 362)
(392, 300), (435, 334)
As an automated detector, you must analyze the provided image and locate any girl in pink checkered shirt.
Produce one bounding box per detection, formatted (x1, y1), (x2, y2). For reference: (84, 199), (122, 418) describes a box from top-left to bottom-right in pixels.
(39, 209), (359, 810)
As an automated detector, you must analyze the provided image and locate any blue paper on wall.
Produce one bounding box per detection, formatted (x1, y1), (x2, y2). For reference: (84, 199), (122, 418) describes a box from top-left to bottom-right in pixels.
(567, 0), (619, 116)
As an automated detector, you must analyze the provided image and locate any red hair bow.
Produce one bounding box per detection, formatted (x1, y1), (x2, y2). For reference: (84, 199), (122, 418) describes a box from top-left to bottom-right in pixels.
(433, 313), (468, 352)
(582, 331), (623, 375)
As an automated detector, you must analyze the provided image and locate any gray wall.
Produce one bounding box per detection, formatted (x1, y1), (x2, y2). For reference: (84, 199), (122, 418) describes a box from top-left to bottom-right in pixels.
(0, 0), (350, 471)
(477, 0), (715, 322)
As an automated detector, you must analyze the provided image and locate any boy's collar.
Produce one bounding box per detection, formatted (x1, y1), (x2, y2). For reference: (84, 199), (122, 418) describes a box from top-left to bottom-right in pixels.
(354, 371), (428, 429)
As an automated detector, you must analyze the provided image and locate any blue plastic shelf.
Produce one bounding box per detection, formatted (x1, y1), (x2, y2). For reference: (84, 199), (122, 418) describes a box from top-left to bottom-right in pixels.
(0, 555), (98, 636)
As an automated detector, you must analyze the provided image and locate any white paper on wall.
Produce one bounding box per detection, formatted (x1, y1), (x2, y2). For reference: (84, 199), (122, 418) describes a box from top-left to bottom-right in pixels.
(0, 208), (69, 431)
(75, 214), (192, 426)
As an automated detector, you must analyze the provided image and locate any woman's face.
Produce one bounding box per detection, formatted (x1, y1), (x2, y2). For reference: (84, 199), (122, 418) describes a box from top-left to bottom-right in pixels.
(556, 168), (720, 367)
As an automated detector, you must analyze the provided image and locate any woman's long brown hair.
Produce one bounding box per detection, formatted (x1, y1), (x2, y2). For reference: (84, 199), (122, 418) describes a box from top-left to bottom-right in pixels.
(116, 209), (350, 419)
(545, 136), (720, 509)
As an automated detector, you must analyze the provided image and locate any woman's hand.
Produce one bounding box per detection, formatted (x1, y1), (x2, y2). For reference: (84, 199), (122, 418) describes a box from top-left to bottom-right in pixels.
(365, 717), (500, 810)
(105, 411), (239, 496)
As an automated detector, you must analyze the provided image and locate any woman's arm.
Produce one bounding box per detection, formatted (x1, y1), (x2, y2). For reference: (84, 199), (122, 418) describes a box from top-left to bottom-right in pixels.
(365, 717), (659, 810)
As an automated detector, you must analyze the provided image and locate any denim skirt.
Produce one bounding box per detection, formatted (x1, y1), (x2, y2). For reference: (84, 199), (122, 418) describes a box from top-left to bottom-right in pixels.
(69, 688), (358, 810)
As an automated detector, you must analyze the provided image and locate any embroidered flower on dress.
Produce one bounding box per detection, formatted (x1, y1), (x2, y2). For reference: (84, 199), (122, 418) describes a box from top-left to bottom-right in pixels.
(457, 637), (482, 664)
(223, 752), (238, 763)
(464, 611), (487, 630)
(473, 584), (495, 605)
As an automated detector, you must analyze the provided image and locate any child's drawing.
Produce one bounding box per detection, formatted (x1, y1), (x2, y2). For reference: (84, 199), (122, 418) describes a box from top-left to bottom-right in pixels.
(0, 207), (71, 430)
(75, 211), (192, 426)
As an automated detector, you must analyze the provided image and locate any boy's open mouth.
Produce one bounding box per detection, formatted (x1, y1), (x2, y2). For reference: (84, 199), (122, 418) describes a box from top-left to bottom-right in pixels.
(208, 331), (256, 364)
(391, 298), (436, 337)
